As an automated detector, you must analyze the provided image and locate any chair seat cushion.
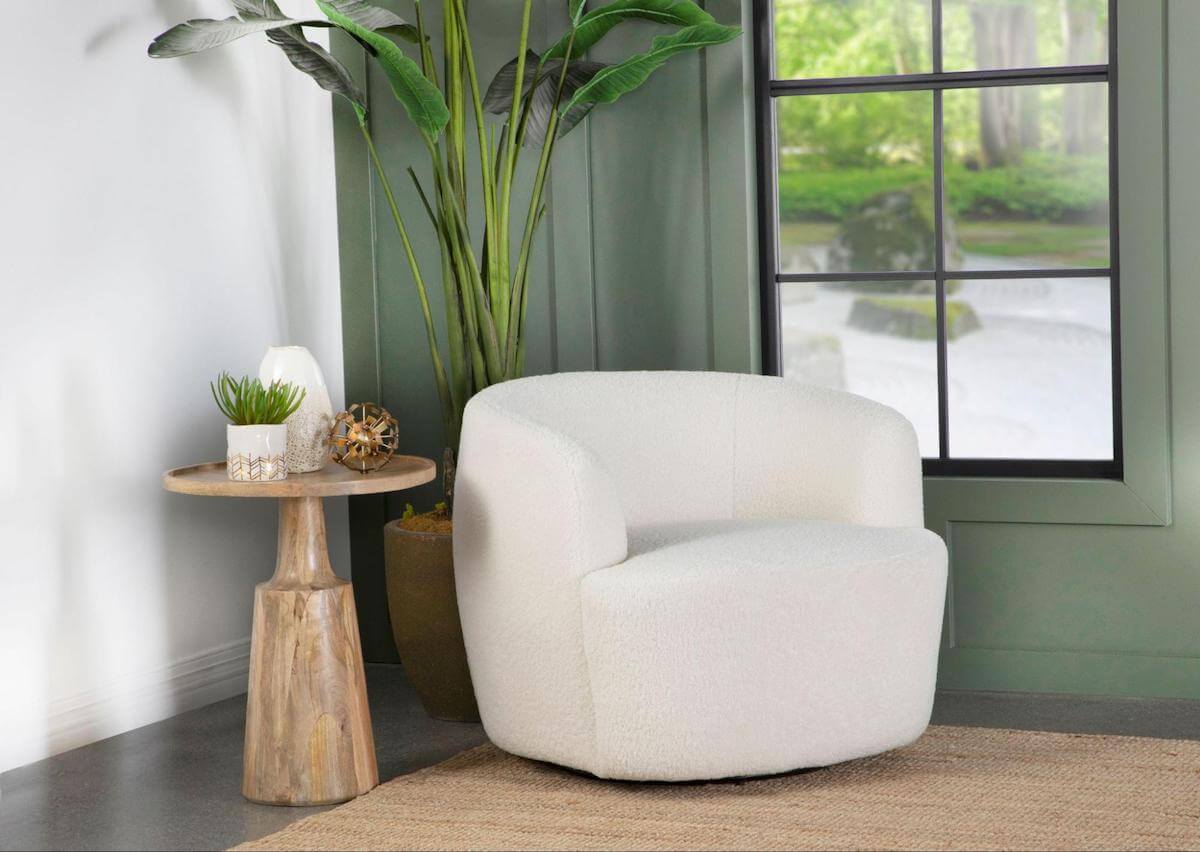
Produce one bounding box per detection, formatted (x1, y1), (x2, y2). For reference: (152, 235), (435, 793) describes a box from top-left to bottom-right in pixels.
(578, 519), (948, 780)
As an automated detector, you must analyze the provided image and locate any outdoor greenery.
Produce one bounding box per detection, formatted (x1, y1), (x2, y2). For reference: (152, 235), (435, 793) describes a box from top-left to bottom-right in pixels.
(782, 218), (1107, 270)
(210, 373), (307, 426)
(773, 0), (1107, 86)
(773, 0), (1110, 263)
(778, 153), (1108, 223)
(151, 0), (741, 493)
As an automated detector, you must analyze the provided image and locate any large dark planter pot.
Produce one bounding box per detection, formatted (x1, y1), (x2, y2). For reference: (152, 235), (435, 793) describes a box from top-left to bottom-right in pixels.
(383, 521), (480, 722)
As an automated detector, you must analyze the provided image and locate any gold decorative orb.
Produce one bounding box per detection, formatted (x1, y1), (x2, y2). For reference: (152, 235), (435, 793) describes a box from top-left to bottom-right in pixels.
(329, 403), (399, 473)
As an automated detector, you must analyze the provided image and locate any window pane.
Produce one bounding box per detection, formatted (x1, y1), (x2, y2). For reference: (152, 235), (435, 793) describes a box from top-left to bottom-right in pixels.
(946, 276), (1113, 459)
(773, 0), (932, 80)
(781, 281), (939, 456)
(943, 83), (1109, 271)
(776, 91), (934, 275)
(943, 0), (1108, 72)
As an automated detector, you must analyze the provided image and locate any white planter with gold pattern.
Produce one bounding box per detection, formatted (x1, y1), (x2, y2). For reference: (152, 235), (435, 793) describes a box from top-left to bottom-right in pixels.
(227, 424), (288, 481)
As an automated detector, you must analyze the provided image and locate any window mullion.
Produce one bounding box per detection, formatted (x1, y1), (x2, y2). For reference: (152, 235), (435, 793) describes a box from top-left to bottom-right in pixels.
(769, 66), (1108, 96)
(933, 85), (949, 461)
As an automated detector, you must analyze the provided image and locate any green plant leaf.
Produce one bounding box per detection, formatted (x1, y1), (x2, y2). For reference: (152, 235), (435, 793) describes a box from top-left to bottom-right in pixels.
(482, 50), (540, 112)
(148, 16), (308, 57)
(568, 0), (587, 26)
(229, 0), (285, 19)
(150, 0), (416, 65)
(320, 0), (420, 43)
(483, 52), (608, 146)
(267, 27), (367, 121)
(210, 0), (366, 121)
(544, 0), (715, 60)
(210, 372), (305, 425)
(317, 0), (449, 141)
(553, 95), (599, 142)
(565, 22), (740, 112)
(232, 0), (418, 41)
(530, 60), (608, 145)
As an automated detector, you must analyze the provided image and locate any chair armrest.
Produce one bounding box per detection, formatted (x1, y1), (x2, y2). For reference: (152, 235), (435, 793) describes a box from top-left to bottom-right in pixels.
(453, 396), (628, 584)
(451, 394), (627, 768)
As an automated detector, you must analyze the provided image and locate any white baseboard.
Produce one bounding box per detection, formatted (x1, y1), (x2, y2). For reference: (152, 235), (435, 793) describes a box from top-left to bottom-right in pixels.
(14, 638), (252, 772)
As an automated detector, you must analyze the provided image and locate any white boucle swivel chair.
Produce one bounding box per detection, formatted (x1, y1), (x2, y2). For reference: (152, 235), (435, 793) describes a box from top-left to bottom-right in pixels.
(453, 371), (947, 782)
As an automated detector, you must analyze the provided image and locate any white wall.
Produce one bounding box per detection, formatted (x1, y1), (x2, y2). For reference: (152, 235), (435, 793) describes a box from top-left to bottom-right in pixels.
(0, 0), (349, 772)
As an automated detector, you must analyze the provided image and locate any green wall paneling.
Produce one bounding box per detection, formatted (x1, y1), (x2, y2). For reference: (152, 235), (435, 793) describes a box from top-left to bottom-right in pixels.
(331, 1), (758, 661)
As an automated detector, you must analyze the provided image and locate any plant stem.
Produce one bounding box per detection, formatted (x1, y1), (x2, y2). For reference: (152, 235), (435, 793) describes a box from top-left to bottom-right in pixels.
(504, 27), (577, 375)
(497, 0), (535, 340)
(436, 176), (487, 394)
(450, 0), (504, 350)
(360, 122), (456, 444)
(428, 141), (505, 385)
(440, 0), (467, 198)
(515, 203), (546, 375)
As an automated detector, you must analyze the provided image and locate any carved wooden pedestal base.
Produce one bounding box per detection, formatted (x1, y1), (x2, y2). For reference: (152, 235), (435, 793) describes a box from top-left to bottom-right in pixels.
(162, 459), (437, 806)
(242, 496), (378, 806)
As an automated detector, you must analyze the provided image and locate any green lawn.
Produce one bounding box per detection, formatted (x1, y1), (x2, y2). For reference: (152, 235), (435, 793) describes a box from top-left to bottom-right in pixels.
(779, 221), (840, 248)
(780, 219), (1108, 269)
(956, 220), (1109, 268)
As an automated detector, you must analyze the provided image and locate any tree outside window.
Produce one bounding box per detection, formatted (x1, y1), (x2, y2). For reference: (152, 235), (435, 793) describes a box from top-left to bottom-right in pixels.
(764, 0), (1116, 472)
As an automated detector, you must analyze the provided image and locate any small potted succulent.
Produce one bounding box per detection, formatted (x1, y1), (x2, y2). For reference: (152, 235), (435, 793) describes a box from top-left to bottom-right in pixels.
(211, 372), (306, 482)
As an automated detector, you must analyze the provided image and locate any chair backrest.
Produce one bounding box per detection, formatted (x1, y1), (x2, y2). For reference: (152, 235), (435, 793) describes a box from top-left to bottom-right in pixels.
(474, 370), (923, 530)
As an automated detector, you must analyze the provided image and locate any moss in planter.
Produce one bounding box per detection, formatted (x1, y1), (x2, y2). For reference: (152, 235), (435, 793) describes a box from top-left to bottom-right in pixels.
(848, 296), (981, 340)
(399, 502), (452, 534)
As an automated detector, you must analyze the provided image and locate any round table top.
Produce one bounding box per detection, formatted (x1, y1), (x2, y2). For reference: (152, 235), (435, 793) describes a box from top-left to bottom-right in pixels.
(163, 457), (437, 498)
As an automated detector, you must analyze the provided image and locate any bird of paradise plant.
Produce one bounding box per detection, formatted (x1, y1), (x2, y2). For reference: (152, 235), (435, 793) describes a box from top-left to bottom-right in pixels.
(150, 0), (741, 497)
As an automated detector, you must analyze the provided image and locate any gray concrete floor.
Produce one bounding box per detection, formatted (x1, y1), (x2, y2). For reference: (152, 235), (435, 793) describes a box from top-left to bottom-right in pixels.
(1, 666), (1197, 852)
(0, 665), (486, 852)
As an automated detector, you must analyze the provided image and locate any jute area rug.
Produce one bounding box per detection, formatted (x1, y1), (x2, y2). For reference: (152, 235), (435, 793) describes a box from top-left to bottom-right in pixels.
(235, 725), (1200, 851)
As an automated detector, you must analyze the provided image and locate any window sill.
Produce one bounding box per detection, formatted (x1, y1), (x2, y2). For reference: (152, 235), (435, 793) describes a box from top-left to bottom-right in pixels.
(924, 475), (1169, 527)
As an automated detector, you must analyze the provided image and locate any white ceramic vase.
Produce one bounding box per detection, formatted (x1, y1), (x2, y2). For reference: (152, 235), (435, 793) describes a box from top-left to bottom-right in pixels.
(227, 424), (288, 481)
(258, 345), (335, 473)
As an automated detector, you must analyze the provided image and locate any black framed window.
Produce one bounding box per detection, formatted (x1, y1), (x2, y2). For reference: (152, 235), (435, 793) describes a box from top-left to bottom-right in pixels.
(753, 0), (1119, 478)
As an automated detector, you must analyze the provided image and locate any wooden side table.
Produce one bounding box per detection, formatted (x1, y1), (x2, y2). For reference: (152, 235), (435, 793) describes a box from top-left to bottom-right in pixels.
(163, 458), (436, 806)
